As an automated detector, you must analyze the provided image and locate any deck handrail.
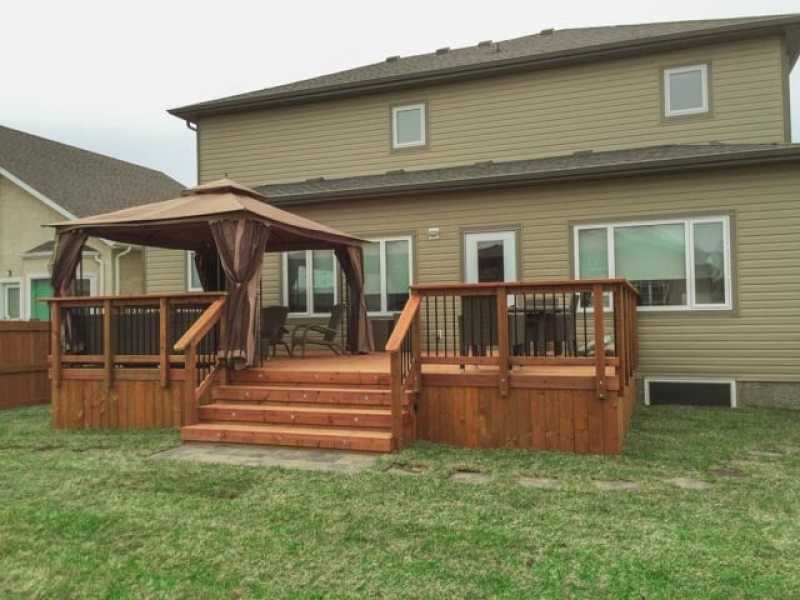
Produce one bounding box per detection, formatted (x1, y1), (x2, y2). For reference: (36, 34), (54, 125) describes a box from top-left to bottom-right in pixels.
(386, 294), (422, 450)
(174, 297), (227, 352)
(409, 279), (639, 400)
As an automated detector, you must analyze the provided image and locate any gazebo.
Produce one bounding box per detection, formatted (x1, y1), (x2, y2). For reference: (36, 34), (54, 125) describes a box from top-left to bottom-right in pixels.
(48, 179), (374, 367)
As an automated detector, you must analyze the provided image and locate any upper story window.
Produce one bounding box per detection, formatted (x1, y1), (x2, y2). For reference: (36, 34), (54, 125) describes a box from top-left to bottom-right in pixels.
(392, 103), (426, 149)
(283, 250), (338, 315)
(574, 216), (731, 311)
(364, 237), (413, 314)
(663, 64), (709, 117)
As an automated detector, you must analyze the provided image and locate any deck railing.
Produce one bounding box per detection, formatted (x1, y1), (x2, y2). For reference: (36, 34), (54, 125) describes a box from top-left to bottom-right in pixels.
(47, 293), (227, 391)
(385, 294), (422, 449)
(408, 279), (638, 400)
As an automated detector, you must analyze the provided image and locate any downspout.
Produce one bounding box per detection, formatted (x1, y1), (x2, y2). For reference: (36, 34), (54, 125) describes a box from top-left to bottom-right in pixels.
(92, 254), (105, 295)
(114, 245), (133, 294)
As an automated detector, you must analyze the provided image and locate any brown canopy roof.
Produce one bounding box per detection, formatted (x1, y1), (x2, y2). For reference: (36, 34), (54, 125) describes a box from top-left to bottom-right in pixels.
(48, 179), (366, 252)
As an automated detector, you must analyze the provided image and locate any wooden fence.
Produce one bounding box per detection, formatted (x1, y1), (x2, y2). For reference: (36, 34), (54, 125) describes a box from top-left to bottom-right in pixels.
(0, 321), (50, 409)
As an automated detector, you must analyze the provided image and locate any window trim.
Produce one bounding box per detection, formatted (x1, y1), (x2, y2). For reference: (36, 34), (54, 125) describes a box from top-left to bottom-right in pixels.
(663, 64), (709, 118)
(187, 251), (203, 292)
(391, 103), (427, 149)
(573, 215), (732, 312)
(281, 249), (339, 316)
(0, 277), (23, 320)
(364, 235), (414, 316)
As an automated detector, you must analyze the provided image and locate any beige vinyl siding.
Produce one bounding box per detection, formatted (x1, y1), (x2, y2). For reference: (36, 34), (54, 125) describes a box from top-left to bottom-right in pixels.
(240, 164), (800, 383)
(198, 36), (787, 186)
(144, 247), (187, 294)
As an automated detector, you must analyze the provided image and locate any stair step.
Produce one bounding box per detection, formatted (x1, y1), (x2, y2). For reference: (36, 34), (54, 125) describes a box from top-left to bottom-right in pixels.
(181, 423), (394, 452)
(198, 403), (392, 429)
(212, 385), (392, 406)
(229, 370), (391, 388)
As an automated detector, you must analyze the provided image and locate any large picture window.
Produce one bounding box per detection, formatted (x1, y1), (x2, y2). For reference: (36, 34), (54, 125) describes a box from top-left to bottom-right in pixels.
(364, 237), (412, 314)
(574, 216), (731, 310)
(283, 250), (337, 314)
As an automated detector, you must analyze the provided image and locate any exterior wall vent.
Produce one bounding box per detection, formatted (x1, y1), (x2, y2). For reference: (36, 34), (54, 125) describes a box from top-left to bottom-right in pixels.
(645, 378), (737, 408)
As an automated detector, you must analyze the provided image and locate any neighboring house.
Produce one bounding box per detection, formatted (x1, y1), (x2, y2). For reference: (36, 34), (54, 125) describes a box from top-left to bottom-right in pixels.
(163, 14), (800, 408)
(0, 125), (184, 320)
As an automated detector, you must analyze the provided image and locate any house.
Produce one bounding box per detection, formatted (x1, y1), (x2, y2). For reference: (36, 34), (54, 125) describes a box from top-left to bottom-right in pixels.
(0, 125), (185, 319)
(158, 14), (800, 410)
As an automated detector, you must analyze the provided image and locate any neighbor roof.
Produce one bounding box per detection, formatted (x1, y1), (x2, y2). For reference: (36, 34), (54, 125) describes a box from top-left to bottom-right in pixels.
(255, 143), (800, 204)
(0, 125), (185, 218)
(170, 14), (800, 120)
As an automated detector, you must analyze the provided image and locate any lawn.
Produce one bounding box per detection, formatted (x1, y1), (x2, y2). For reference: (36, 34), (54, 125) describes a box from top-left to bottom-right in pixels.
(1, 404), (799, 599)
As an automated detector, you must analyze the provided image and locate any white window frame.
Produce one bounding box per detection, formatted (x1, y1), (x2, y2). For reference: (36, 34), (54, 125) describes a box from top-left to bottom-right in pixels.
(664, 64), (709, 117)
(364, 236), (414, 316)
(644, 377), (737, 408)
(282, 250), (339, 316)
(0, 277), (23, 320)
(187, 251), (203, 292)
(25, 273), (96, 319)
(573, 216), (732, 312)
(392, 103), (426, 149)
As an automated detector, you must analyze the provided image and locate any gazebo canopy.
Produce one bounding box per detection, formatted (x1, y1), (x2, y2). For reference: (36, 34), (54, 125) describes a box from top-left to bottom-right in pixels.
(48, 179), (366, 252)
(47, 179), (374, 366)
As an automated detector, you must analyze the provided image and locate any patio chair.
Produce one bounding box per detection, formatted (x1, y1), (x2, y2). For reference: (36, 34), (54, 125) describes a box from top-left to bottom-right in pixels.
(260, 305), (290, 359)
(290, 304), (345, 358)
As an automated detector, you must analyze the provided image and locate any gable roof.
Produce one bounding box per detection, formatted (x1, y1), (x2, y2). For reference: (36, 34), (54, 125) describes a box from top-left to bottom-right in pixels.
(170, 14), (800, 121)
(255, 143), (800, 205)
(0, 125), (185, 219)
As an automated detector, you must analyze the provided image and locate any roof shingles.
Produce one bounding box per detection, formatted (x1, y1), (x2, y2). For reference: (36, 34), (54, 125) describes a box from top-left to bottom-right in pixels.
(0, 125), (185, 218)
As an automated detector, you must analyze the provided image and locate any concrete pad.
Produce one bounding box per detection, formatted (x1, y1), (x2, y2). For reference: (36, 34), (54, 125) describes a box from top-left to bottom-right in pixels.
(666, 477), (713, 490)
(450, 470), (492, 484)
(519, 477), (563, 490)
(152, 443), (380, 473)
(593, 480), (639, 492)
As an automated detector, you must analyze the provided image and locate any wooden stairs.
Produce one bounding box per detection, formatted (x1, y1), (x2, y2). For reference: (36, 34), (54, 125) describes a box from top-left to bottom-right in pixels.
(180, 367), (414, 452)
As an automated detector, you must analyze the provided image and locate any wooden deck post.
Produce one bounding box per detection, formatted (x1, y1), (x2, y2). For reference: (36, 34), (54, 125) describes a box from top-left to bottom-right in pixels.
(389, 349), (403, 449)
(159, 297), (170, 387)
(103, 299), (113, 389)
(496, 286), (509, 397)
(593, 284), (606, 400)
(50, 301), (62, 388)
(184, 342), (197, 426)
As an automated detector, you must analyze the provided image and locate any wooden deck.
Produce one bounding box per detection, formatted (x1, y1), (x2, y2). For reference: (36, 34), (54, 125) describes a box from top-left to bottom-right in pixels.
(48, 280), (638, 455)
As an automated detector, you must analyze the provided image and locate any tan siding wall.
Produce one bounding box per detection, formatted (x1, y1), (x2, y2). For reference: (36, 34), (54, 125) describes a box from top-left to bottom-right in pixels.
(145, 248), (187, 294)
(255, 164), (800, 383)
(198, 37), (787, 185)
(0, 177), (143, 315)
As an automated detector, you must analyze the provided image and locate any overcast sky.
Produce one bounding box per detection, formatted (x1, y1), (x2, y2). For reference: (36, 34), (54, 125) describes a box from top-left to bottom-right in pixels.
(2, 0), (798, 186)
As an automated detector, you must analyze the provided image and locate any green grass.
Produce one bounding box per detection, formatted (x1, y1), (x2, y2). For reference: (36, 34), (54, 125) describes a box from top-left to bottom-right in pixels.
(1, 404), (799, 599)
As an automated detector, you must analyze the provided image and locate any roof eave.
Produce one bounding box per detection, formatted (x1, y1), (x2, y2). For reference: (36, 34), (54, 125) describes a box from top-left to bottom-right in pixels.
(265, 147), (800, 206)
(169, 16), (800, 122)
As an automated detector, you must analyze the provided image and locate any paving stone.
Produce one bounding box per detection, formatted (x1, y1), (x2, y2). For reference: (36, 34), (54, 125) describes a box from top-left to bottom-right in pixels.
(519, 477), (563, 490)
(747, 450), (783, 458)
(151, 443), (380, 472)
(387, 466), (426, 476)
(450, 470), (492, 484)
(666, 477), (713, 490)
(593, 480), (639, 492)
(709, 468), (748, 478)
